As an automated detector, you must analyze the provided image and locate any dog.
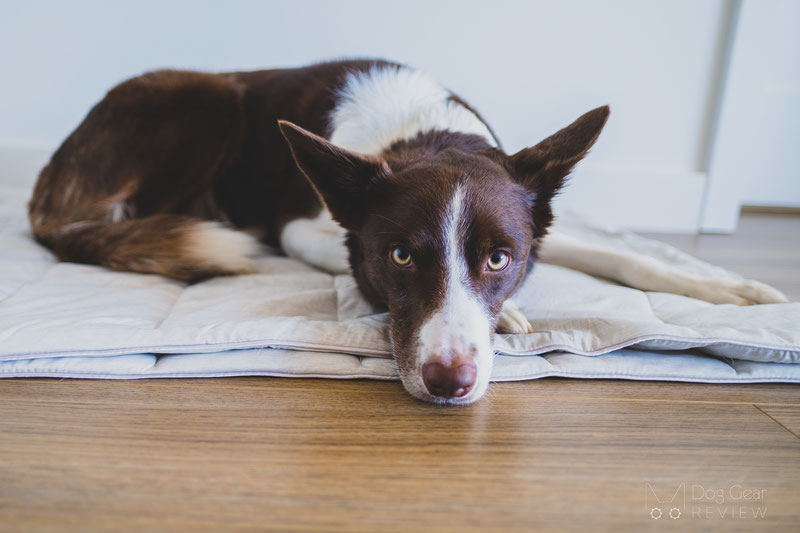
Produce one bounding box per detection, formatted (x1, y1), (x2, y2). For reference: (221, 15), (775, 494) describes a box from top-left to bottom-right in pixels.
(29, 59), (788, 404)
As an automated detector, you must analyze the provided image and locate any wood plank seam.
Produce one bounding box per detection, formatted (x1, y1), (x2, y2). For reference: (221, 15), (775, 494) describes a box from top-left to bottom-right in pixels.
(754, 404), (800, 441)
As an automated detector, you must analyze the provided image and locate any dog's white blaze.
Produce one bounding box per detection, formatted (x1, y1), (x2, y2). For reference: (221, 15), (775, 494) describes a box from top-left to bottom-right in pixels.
(329, 65), (497, 155)
(417, 185), (493, 397)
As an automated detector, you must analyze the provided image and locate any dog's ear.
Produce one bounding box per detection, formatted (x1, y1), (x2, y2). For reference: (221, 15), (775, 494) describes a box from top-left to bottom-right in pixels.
(508, 105), (609, 236)
(278, 120), (390, 230)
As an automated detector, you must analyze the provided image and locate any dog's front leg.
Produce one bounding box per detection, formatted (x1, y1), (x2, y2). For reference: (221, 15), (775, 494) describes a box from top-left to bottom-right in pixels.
(280, 209), (350, 274)
(538, 231), (788, 305)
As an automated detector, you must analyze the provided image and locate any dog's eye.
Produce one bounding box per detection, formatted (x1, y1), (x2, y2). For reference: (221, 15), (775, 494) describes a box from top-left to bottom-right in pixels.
(487, 251), (510, 271)
(390, 247), (413, 267)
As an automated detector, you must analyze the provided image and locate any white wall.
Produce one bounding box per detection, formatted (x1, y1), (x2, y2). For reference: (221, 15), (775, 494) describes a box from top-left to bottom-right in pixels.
(701, 0), (800, 232)
(0, 0), (747, 231)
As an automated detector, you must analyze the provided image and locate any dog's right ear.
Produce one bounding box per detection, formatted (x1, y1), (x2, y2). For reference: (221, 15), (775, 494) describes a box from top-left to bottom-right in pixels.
(278, 120), (390, 230)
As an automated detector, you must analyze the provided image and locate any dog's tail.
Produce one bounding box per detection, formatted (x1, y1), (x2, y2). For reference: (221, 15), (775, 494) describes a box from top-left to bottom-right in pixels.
(30, 214), (260, 282)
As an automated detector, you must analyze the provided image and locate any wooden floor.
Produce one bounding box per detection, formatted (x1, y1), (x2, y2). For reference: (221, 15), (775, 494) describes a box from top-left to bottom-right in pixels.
(1, 214), (799, 533)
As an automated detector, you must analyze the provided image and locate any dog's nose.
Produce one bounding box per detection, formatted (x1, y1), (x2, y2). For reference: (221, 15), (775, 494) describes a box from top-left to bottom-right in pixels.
(422, 361), (477, 398)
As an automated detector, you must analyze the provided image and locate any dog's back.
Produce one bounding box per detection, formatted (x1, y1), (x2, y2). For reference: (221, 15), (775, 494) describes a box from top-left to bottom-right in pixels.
(28, 60), (390, 280)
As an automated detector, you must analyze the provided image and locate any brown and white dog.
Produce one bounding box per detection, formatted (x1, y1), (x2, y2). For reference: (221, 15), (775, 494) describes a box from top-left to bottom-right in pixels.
(29, 59), (788, 404)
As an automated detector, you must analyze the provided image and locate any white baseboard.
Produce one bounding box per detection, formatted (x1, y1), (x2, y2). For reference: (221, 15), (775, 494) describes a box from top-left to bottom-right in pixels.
(553, 168), (708, 233)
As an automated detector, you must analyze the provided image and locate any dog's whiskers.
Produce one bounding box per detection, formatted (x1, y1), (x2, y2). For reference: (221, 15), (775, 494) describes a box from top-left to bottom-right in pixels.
(372, 213), (413, 233)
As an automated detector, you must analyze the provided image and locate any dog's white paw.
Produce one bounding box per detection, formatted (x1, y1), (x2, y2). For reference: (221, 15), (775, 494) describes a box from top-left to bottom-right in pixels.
(322, 242), (351, 274)
(719, 279), (789, 305)
(496, 300), (533, 334)
(686, 278), (789, 306)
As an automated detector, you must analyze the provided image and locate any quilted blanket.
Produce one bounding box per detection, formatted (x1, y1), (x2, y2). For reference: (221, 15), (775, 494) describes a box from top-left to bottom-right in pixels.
(2, 165), (799, 383)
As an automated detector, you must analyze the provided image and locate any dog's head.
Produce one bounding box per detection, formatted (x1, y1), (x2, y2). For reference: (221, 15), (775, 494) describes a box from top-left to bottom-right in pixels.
(279, 106), (608, 404)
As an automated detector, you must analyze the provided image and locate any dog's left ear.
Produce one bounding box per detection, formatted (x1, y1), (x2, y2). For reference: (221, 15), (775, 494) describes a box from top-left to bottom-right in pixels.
(278, 120), (390, 230)
(509, 105), (609, 236)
